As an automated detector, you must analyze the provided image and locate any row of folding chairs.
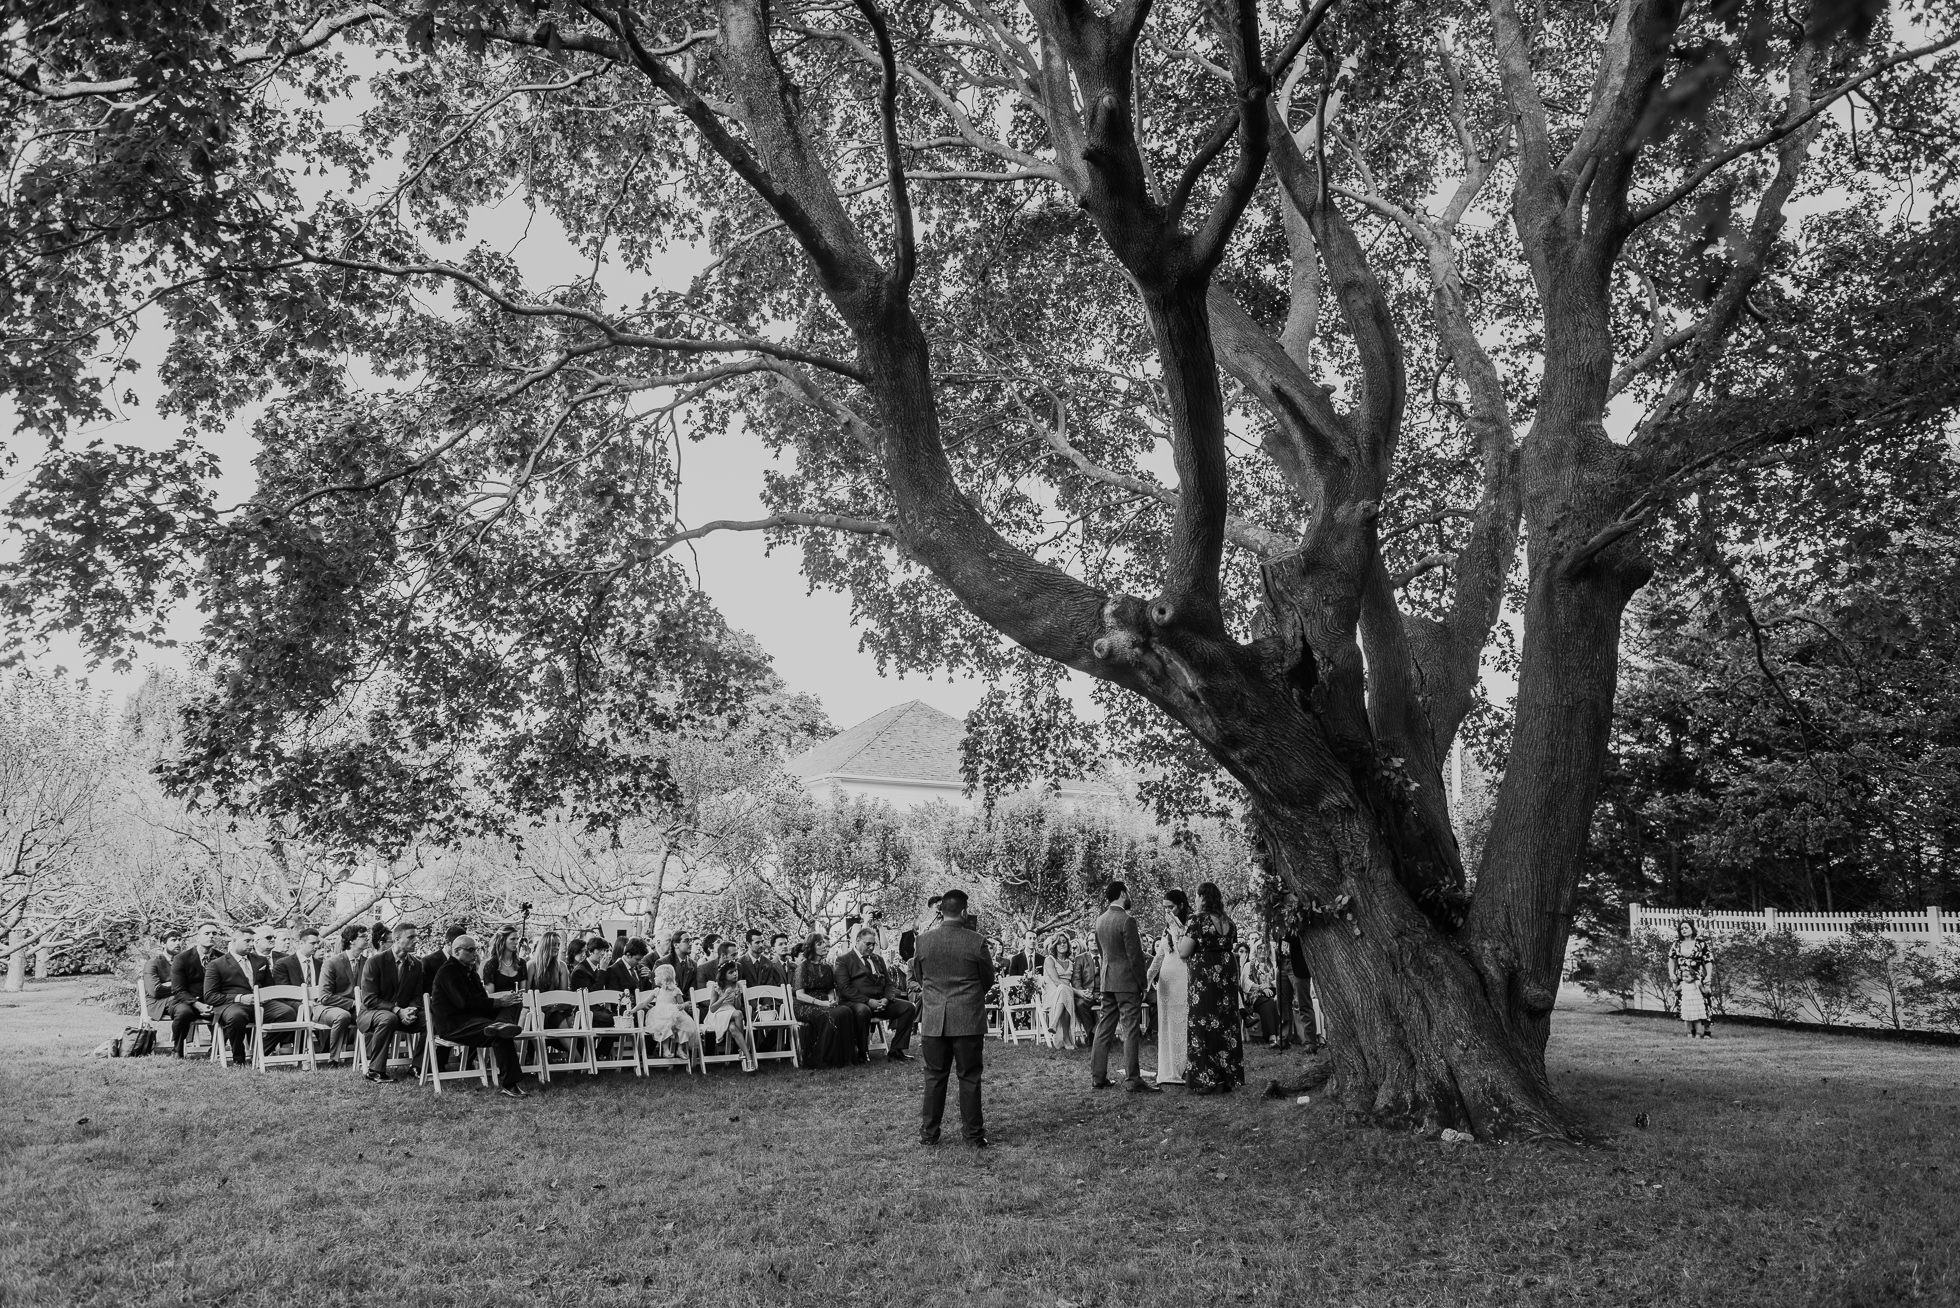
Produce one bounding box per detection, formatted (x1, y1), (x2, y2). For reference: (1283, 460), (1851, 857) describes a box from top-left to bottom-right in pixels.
(418, 984), (805, 1093)
(135, 978), (357, 1071)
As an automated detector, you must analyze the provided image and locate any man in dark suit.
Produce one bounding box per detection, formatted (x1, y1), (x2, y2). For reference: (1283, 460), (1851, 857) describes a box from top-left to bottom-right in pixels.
(915, 889), (995, 1147)
(1069, 937), (1100, 1035)
(1004, 929), (1047, 979)
(275, 927), (352, 1055)
(1090, 881), (1157, 1093)
(835, 925), (918, 1062)
(654, 931), (695, 995)
(204, 926), (287, 1067)
(357, 921), (428, 1081)
(429, 933), (526, 1097)
(142, 929), (183, 1023)
(738, 931), (786, 989)
(167, 921), (221, 1056)
(422, 924), (463, 987)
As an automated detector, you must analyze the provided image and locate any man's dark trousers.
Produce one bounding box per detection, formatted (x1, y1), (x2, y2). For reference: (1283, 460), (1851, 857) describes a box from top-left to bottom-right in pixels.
(920, 1034), (985, 1143)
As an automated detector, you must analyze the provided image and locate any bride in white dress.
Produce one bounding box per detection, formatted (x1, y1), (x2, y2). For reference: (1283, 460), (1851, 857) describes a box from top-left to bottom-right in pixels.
(1148, 888), (1191, 1085)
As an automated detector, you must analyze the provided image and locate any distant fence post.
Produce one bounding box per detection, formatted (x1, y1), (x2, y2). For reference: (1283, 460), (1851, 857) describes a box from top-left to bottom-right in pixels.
(1933, 907), (1946, 947)
(1764, 906), (1779, 933)
(1629, 903), (1643, 937)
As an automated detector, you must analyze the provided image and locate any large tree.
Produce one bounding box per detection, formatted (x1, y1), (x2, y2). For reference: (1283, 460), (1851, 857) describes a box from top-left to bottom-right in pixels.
(5, 0), (1957, 1135)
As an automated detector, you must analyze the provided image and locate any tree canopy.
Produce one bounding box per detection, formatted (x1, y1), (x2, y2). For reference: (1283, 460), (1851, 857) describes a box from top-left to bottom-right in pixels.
(6, 0), (1958, 1136)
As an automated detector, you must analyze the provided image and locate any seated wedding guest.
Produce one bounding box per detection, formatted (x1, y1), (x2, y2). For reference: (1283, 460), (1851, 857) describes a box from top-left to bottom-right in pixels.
(704, 938), (740, 987)
(143, 928), (183, 1023)
(369, 919), (391, 951)
(572, 936), (620, 1049)
(315, 926), (365, 1057)
(790, 934), (862, 1068)
(430, 933), (527, 1097)
(653, 931), (693, 994)
(357, 921), (430, 1082)
(836, 925), (918, 1063)
(634, 963), (704, 1073)
(264, 926), (292, 963)
(699, 960), (757, 1073)
(1005, 929), (1046, 979)
(205, 925), (285, 1067)
(738, 931), (785, 988)
(564, 935), (587, 977)
(526, 930), (578, 1060)
(273, 927), (350, 1054)
(423, 924), (465, 985)
(1237, 941), (1283, 1045)
(696, 933), (722, 976)
(479, 927), (528, 1012)
(618, 937), (653, 989)
(1042, 935), (1089, 1048)
(168, 921), (222, 1057)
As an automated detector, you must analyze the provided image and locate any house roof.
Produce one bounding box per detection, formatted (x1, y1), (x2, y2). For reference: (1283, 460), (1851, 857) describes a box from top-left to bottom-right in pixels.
(785, 700), (967, 785)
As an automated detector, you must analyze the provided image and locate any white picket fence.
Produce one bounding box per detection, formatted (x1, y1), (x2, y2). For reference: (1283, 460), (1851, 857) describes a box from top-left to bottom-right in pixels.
(1629, 904), (1949, 944)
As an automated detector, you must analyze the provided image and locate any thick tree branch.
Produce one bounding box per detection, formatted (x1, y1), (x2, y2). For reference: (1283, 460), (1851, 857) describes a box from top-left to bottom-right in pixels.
(851, 0), (917, 288)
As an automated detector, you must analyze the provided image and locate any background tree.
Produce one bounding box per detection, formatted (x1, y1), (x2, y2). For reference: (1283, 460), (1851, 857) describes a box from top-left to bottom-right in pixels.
(1, 674), (117, 988)
(1580, 211), (1960, 937)
(5, 0), (1958, 1135)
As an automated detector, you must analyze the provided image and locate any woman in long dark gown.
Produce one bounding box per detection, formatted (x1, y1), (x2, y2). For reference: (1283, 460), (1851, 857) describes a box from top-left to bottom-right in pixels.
(1179, 881), (1245, 1094)
(791, 933), (864, 1067)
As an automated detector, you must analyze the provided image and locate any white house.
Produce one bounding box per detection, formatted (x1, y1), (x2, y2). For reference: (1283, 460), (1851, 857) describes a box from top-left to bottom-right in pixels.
(785, 700), (1113, 809)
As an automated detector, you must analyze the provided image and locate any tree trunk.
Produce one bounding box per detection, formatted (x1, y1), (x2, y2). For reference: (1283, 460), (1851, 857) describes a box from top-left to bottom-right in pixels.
(4, 927), (26, 992)
(1258, 792), (1573, 1140)
(1464, 548), (1648, 1059)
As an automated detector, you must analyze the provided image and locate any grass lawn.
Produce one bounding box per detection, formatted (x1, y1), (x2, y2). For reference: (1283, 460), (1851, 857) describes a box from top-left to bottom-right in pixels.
(2, 980), (1956, 1308)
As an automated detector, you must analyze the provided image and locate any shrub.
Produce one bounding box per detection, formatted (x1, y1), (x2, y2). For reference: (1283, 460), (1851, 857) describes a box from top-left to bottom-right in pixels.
(1723, 931), (1808, 1021)
(1802, 942), (1863, 1025)
(1576, 930), (1673, 1008)
(1900, 942), (1960, 1033)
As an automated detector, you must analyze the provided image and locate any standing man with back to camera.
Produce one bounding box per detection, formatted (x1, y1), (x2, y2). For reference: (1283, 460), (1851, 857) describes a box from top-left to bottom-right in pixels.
(915, 889), (995, 1148)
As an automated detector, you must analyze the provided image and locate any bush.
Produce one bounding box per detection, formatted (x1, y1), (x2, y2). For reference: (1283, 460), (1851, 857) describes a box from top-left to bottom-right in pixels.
(1723, 931), (1808, 1021)
(1576, 930), (1672, 1008)
(1803, 940), (1865, 1025)
(1900, 942), (1960, 1033)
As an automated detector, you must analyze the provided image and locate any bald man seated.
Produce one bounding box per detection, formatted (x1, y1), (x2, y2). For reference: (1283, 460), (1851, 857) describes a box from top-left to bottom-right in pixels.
(429, 934), (527, 1097)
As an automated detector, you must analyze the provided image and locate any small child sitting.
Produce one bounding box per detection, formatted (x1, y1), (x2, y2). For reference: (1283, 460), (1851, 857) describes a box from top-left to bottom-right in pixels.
(701, 961), (757, 1073)
(635, 963), (704, 1073)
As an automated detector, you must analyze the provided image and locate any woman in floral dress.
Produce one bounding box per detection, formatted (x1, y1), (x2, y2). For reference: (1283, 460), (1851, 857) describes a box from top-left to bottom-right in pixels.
(1667, 920), (1715, 1039)
(1179, 881), (1245, 1093)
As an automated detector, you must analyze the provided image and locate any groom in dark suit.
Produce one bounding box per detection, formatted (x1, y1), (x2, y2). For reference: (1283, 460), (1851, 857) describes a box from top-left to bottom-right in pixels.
(1090, 881), (1157, 1093)
(915, 889), (995, 1146)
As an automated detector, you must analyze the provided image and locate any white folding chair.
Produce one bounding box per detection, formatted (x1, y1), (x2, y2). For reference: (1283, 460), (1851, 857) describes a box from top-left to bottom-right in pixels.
(743, 984), (801, 1069)
(309, 987), (357, 1066)
(585, 989), (645, 1076)
(251, 984), (319, 1072)
(418, 991), (493, 1093)
(1001, 981), (1045, 1044)
(522, 989), (595, 1080)
(692, 986), (751, 1072)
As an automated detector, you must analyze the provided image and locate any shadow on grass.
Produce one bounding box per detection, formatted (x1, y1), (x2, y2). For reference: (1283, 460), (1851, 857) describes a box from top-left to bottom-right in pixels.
(2, 982), (1955, 1307)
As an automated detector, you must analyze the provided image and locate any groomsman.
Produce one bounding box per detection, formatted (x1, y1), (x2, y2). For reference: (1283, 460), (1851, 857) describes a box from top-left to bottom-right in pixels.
(167, 921), (221, 1056)
(915, 889), (994, 1147)
(1090, 882), (1157, 1093)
